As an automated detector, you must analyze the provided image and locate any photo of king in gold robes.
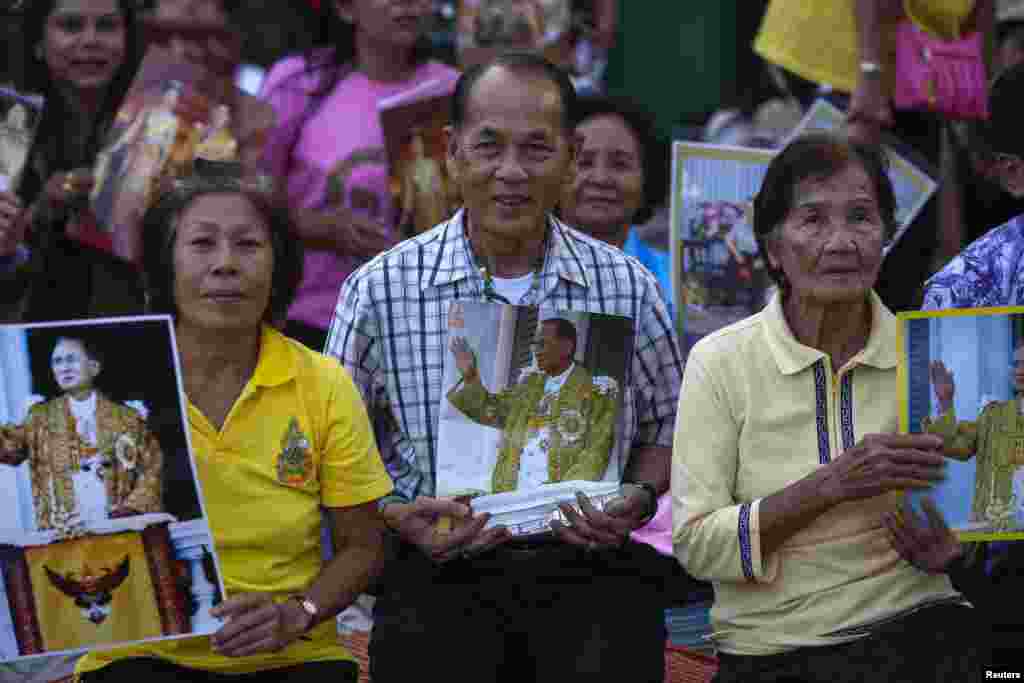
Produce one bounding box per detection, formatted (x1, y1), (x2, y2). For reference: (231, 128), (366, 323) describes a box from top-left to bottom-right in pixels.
(0, 318), (222, 662)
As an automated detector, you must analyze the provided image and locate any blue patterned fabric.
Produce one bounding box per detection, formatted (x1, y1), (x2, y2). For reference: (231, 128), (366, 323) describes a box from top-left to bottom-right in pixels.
(922, 216), (1024, 310)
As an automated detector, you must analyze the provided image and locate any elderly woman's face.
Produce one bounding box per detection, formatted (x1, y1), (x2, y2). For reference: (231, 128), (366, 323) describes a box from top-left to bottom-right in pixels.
(172, 192), (274, 333)
(41, 0), (127, 94)
(766, 163), (885, 305)
(564, 114), (645, 240)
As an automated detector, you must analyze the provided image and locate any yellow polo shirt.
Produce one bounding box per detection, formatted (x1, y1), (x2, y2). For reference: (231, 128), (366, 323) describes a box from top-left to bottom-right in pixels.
(753, 0), (974, 95)
(673, 291), (962, 656)
(76, 325), (393, 675)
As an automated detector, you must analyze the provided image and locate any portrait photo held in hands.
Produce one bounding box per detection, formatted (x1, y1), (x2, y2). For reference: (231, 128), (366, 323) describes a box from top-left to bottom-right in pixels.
(0, 317), (222, 662)
(0, 88), (44, 193)
(900, 307), (1024, 539)
(438, 302), (632, 536)
(90, 45), (273, 265)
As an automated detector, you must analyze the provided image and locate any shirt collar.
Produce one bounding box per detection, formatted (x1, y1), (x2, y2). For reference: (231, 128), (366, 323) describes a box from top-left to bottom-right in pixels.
(67, 391), (98, 411)
(762, 289), (899, 375)
(249, 324), (297, 388)
(544, 361), (576, 389)
(423, 209), (590, 292)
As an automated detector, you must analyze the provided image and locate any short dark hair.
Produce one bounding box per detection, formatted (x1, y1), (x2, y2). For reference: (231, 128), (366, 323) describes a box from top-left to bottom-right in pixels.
(979, 62), (1024, 159)
(52, 334), (103, 367)
(451, 51), (577, 132)
(544, 317), (577, 356)
(753, 133), (896, 296)
(141, 174), (303, 326)
(572, 95), (668, 223)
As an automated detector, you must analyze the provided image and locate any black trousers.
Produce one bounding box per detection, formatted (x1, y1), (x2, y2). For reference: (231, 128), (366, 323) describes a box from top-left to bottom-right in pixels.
(369, 540), (669, 683)
(77, 658), (359, 683)
(712, 603), (989, 683)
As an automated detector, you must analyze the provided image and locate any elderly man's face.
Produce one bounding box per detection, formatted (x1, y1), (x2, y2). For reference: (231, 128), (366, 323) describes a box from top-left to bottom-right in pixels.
(448, 66), (573, 244)
(51, 339), (100, 395)
(766, 163), (885, 306)
(533, 321), (573, 375)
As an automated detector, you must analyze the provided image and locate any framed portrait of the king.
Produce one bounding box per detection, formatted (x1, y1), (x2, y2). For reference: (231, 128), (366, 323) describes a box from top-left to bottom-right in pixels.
(436, 301), (635, 537)
(898, 307), (1024, 542)
(0, 316), (225, 662)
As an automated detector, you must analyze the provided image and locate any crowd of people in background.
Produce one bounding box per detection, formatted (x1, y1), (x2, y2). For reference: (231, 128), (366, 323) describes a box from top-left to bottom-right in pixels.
(2, 0), (1024, 681)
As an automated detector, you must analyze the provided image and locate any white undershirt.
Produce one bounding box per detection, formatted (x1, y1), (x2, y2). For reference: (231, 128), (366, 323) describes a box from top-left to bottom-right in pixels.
(66, 393), (110, 524)
(517, 363), (576, 490)
(490, 272), (534, 305)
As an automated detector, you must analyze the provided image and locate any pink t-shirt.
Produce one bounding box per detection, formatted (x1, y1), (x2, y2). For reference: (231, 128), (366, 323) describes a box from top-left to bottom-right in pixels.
(259, 54), (459, 331)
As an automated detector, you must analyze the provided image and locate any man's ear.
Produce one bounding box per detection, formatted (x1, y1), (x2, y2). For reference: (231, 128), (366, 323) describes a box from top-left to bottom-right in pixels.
(561, 132), (578, 193)
(444, 124), (460, 183)
(763, 234), (781, 271)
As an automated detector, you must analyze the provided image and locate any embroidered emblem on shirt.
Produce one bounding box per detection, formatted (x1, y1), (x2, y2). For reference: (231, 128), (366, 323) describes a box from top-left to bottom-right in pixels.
(557, 409), (585, 445)
(738, 502), (754, 581)
(813, 360), (831, 464)
(840, 371), (855, 451)
(276, 417), (313, 486)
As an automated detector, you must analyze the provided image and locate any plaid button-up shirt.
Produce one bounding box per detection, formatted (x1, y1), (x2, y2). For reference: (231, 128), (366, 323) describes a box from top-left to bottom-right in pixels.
(325, 209), (683, 504)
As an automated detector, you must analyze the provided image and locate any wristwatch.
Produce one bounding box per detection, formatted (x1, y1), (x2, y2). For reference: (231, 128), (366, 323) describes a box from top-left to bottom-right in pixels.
(859, 61), (883, 78)
(630, 482), (658, 526)
(289, 594), (319, 633)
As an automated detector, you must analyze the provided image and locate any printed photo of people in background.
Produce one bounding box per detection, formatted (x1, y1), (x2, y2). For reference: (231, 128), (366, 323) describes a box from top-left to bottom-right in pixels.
(670, 142), (774, 351)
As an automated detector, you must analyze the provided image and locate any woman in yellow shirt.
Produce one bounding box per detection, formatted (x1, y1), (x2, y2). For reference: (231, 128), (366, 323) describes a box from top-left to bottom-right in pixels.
(74, 173), (393, 681)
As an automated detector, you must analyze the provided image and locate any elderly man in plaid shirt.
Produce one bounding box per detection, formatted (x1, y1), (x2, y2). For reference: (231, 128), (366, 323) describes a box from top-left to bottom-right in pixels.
(326, 52), (682, 683)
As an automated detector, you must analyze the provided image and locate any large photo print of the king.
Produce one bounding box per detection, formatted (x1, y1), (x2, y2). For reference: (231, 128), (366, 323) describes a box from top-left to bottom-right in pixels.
(898, 307), (1024, 542)
(437, 301), (634, 536)
(0, 316), (224, 662)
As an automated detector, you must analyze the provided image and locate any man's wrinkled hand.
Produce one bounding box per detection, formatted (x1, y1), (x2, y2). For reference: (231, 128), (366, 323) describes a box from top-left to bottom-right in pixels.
(384, 497), (511, 564)
(551, 487), (648, 551)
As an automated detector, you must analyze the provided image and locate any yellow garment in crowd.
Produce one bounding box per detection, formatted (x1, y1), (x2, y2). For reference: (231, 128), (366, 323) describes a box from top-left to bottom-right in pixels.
(754, 0), (975, 95)
(77, 326), (393, 676)
(28, 532), (162, 652)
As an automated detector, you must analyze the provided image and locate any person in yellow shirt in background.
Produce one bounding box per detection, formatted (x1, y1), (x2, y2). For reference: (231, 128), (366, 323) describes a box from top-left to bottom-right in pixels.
(75, 173), (392, 682)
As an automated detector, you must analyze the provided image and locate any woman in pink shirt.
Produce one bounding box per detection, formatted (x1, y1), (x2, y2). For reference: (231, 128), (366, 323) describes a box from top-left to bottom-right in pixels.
(260, 0), (458, 351)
